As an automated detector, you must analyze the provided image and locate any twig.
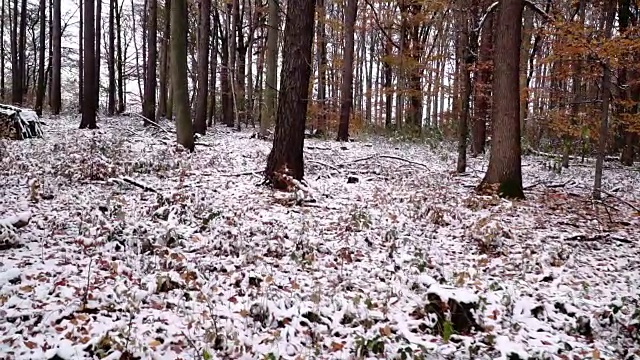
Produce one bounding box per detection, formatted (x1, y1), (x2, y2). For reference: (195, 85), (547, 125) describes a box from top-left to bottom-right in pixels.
(81, 258), (93, 310)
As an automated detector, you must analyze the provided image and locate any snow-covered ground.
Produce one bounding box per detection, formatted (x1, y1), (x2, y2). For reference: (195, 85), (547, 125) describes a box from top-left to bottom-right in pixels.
(0, 116), (639, 360)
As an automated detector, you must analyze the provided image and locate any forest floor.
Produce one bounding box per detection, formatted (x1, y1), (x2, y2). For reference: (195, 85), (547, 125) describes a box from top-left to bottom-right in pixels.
(0, 116), (639, 360)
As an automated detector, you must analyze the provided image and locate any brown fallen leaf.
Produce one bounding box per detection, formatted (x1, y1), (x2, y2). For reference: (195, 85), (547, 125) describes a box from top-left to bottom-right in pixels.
(330, 341), (345, 352)
(24, 340), (37, 349)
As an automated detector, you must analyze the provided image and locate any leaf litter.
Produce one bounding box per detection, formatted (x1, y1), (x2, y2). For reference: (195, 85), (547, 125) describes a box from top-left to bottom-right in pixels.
(0, 116), (639, 360)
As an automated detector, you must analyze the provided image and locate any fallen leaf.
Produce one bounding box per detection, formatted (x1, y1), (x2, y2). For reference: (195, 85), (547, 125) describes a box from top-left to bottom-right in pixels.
(330, 341), (344, 352)
(24, 340), (37, 349)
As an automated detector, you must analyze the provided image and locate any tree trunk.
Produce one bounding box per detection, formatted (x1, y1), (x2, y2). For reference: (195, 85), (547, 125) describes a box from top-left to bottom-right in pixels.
(336, 0), (356, 141)
(383, 38), (392, 128)
(314, 0), (327, 134)
(456, 3), (472, 173)
(472, 11), (492, 156)
(116, 0), (124, 113)
(79, 0), (84, 112)
(260, 0), (279, 136)
(264, 0), (315, 188)
(172, 0), (193, 150)
(107, 0), (115, 116)
(51, 0), (61, 114)
(80, 0), (97, 128)
(94, 0), (102, 111)
(593, 0), (616, 200)
(479, 0), (524, 199)
(193, 0), (210, 134)
(618, 0), (637, 166)
(207, 31), (217, 126)
(35, 0), (46, 116)
(142, 0), (157, 123)
(0, 0), (4, 102)
(156, 0), (169, 118)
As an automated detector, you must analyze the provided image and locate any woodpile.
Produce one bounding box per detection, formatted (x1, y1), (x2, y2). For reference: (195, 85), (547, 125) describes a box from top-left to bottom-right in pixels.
(0, 104), (43, 140)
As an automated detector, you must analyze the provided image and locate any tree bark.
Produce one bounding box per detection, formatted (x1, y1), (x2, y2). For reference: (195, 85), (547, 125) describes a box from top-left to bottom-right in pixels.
(80, 0), (97, 129)
(472, 10), (492, 156)
(156, 0), (169, 118)
(171, 0), (193, 150)
(456, 2), (472, 173)
(479, 0), (524, 199)
(593, 0), (616, 200)
(94, 0), (102, 111)
(79, 0), (84, 112)
(51, 0), (61, 114)
(35, 0), (46, 116)
(264, 0), (315, 188)
(107, 0), (116, 116)
(314, 0), (327, 134)
(116, 0), (124, 113)
(142, 0), (157, 123)
(336, 0), (357, 141)
(194, 0), (210, 134)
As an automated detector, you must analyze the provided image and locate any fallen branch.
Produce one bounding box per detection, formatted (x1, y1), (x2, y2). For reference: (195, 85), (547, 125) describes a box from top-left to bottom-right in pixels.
(221, 170), (264, 177)
(342, 154), (430, 169)
(307, 159), (341, 172)
(598, 188), (640, 213)
(0, 211), (31, 229)
(110, 177), (161, 194)
(133, 113), (174, 134)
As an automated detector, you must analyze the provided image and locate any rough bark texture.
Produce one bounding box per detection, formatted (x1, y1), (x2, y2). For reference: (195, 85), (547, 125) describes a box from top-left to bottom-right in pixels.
(80, 0), (97, 129)
(142, 0), (157, 123)
(79, 0), (84, 112)
(337, 0), (357, 141)
(264, 0), (315, 189)
(194, 0), (210, 135)
(171, 0), (193, 151)
(456, 2), (471, 173)
(51, 0), (61, 114)
(479, 0), (524, 199)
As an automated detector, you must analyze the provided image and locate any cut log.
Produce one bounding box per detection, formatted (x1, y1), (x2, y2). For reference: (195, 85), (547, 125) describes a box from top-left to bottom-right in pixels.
(0, 211), (32, 229)
(0, 105), (43, 140)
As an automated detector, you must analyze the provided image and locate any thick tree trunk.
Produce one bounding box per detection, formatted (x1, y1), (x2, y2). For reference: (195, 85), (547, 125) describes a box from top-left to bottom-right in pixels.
(80, 0), (97, 128)
(51, 0), (61, 114)
(336, 0), (357, 141)
(35, 0), (46, 116)
(142, 0), (157, 123)
(264, 0), (315, 188)
(193, 0), (210, 134)
(479, 0), (524, 199)
(172, 0), (193, 150)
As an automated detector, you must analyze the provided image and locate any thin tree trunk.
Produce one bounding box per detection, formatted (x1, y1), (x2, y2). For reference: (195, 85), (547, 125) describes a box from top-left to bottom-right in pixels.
(172, 0), (193, 150)
(1, 0), (5, 102)
(472, 9), (492, 155)
(593, 0), (616, 200)
(80, 0), (97, 128)
(116, 0), (124, 113)
(142, 0), (156, 122)
(94, 0), (102, 112)
(156, 0), (169, 118)
(51, 0), (61, 114)
(456, 3), (471, 173)
(314, 0), (327, 134)
(107, 0), (116, 116)
(260, 0), (278, 135)
(336, 0), (357, 141)
(35, 0), (46, 115)
(79, 0), (84, 112)
(194, 0), (210, 134)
